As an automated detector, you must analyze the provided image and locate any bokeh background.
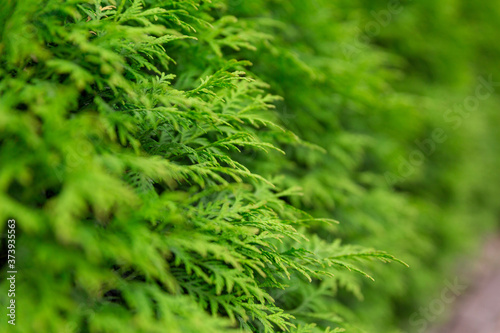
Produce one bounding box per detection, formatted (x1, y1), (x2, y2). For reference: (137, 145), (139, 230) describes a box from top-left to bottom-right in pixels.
(224, 1), (500, 331)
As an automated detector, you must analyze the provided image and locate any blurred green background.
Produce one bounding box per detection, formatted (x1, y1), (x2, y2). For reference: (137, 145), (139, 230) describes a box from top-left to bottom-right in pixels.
(222, 0), (500, 331)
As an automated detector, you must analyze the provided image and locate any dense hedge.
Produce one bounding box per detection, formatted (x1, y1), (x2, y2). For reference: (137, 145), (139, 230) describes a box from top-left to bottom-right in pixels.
(1, 1), (499, 332)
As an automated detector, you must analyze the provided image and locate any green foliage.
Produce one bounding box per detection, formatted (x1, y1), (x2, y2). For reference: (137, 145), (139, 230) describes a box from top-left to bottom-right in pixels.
(1, 0), (499, 333)
(224, 0), (500, 331)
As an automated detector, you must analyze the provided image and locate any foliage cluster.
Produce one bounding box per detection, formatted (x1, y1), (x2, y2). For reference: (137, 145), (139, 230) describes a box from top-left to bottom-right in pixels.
(1, 0), (499, 332)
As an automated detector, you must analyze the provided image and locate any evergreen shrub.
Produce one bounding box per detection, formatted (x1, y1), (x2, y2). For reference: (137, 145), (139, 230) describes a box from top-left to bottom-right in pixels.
(1, 0), (499, 332)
